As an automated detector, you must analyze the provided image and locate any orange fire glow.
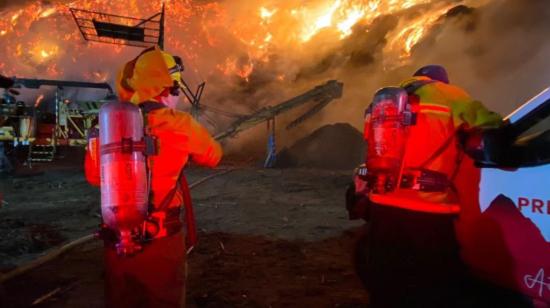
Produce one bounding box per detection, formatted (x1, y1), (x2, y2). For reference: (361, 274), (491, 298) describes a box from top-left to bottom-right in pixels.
(0, 0), (472, 84)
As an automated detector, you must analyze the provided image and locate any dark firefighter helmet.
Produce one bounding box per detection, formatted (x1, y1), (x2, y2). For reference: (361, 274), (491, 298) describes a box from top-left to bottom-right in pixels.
(413, 65), (449, 84)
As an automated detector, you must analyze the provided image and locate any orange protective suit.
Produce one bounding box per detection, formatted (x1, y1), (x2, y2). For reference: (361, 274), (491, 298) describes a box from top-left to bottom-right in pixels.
(84, 103), (221, 308)
(145, 104), (222, 209)
(84, 46), (222, 308)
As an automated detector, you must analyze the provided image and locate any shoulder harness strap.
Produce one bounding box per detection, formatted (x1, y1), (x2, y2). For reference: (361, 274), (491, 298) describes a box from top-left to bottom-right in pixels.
(403, 79), (437, 95)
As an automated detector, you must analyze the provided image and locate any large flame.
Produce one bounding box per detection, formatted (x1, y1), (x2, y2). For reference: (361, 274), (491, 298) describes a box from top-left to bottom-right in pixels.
(0, 0), (478, 87)
(384, 3), (459, 61)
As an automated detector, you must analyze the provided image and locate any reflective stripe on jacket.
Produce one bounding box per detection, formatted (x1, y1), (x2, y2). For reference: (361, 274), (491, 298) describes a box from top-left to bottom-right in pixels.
(400, 76), (501, 174)
(399, 76), (502, 204)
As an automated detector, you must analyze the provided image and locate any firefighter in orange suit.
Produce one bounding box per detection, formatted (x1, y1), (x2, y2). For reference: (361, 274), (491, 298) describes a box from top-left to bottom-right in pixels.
(85, 46), (222, 307)
(360, 65), (502, 307)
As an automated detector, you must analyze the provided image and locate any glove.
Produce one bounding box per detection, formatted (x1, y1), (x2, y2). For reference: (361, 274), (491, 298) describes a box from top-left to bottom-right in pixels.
(457, 124), (508, 166)
(457, 125), (484, 155)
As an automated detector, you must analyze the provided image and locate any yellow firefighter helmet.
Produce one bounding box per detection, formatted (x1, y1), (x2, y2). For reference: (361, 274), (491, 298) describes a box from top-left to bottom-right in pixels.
(116, 45), (184, 104)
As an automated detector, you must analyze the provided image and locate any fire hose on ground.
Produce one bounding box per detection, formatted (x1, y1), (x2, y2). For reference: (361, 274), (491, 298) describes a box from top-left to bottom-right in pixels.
(0, 167), (238, 285)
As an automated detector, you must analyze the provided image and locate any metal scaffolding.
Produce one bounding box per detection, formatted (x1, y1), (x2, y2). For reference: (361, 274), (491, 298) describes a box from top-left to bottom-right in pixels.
(69, 5), (165, 49)
(68, 4), (206, 120)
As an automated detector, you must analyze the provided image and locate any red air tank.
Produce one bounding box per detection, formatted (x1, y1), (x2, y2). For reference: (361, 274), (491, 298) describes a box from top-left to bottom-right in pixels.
(366, 87), (410, 192)
(99, 101), (148, 255)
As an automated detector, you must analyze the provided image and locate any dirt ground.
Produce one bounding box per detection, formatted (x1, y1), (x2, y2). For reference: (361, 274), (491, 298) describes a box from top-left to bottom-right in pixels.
(0, 154), (534, 308)
(0, 159), (370, 307)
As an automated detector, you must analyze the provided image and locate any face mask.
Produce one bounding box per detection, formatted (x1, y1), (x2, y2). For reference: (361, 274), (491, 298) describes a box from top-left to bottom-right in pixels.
(161, 93), (180, 110)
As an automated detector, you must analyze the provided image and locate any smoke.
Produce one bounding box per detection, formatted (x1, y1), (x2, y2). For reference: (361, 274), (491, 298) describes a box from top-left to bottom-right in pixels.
(248, 0), (550, 143)
(0, 0), (28, 11)
(269, 0), (550, 125)
(409, 0), (550, 115)
(255, 0), (550, 156)
(1, 0), (550, 157)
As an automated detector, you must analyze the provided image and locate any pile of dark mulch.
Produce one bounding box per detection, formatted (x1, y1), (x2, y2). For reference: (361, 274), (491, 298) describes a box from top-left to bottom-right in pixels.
(276, 123), (364, 170)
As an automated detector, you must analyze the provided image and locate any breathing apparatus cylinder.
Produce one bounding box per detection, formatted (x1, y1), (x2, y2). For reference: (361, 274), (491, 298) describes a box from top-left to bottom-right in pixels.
(99, 101), (148, 255)
(365, 87), (410, 193)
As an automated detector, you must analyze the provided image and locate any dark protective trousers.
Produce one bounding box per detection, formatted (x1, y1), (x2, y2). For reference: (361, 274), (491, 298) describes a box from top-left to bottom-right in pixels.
(104, 231), (186, 308)
(367, 204), (464, 307)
